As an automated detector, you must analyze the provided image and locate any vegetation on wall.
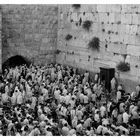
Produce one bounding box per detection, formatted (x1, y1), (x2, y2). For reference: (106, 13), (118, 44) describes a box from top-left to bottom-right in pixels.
(65, 34), (73, 41)
(82, 20), (92, 31)
(55, 49), (61, 54)
(117, 62), (130, 72)
(88, 37), (100, 51)
(72, 4), (81, 9)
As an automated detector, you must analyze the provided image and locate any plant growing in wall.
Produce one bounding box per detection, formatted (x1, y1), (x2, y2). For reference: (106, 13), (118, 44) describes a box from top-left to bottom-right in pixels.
(117, 61), (130, 72)
(88, 37), (100, 51)
(65, 34), (73, 41)
(55, 49), (61, 54)
(82, 20), (92, 31)
(72, 4), (81, 9)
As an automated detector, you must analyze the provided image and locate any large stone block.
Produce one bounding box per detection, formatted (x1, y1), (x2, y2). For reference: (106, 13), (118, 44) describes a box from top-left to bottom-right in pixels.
(98, 13), (109, 23)
(121, 13), (132, 24)
(111, 5), (122, 13)
(132, 14), (139, 25)
(128, 35), (136, 45)
(108, 13), (115, 23)
(135, 35), (140, 45)
(96, 5), (107, 12)
(112, 54), (125, 63)
(121, 5), (136, 13)
(129, 25), (137, 35)
(107, 43), (127, 54)
(127, 45), (140, 56)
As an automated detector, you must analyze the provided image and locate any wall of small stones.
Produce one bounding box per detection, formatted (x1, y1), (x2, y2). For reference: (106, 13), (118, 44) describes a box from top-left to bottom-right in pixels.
(57, 4), (140, 92)
(1, 5), (58, 65)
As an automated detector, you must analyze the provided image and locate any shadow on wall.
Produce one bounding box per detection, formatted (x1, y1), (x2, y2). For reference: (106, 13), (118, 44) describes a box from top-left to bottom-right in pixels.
(2, 55), (31, 71)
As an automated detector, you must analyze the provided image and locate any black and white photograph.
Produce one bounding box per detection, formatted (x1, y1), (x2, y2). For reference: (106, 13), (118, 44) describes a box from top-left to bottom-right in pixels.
(0, 0), (139, 136)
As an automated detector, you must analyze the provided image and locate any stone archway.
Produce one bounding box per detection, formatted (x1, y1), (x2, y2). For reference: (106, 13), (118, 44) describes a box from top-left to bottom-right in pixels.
(2, 55), (31, 70)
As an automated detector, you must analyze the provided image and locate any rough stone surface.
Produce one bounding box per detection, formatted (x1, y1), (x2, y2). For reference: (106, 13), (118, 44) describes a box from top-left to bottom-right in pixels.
(0, 9), (2, 71)
(1, 5), (58, 65)
(56, 4), (140, 92)
(1, 4), (140, 92)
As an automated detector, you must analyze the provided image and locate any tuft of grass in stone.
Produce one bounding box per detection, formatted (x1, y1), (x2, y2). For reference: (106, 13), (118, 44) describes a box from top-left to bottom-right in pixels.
(55, 49), (61, 54)
(117, 61), (130, 72)
(88, 37), (100, 51)
(65, 34), (73, 41)
(72, 4), (81, 9)
(108, 30), (111, 34)
(117, 21), (121, 24)
(102, 29), (105, 32)
(82, 20), (92, 31)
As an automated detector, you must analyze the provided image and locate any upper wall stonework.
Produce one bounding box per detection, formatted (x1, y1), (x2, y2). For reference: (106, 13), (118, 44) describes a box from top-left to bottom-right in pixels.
(56, 4), (140, 90)
(0, 7), (2, 71)
(1, 5), (58, 65)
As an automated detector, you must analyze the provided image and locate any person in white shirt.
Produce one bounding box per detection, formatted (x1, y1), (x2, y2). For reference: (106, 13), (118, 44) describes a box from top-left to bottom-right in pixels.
(123, 111), (129, 124)
(16, 90), (23, 105)
(83, 94), (89, 104)
(100, 104), (106, 118)
(116, 90), (121, 102)
(62, 123), (69, 136)
(54, 88), (61, 103)
(1, 92), (9, 104)
(76, 108), (83, 121)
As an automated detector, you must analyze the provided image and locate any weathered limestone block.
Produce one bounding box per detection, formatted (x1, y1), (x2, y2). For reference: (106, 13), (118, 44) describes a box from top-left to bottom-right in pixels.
(94, 59), (116, 69)
(129, 25), (137, 35)
(91, 22), (99, 33)
(91, 5), (97, 12)
(121, 13), (132, 24)
(111, 5), (122, 13)
(128, 35), (136, 45)
(112, 54), (125, 63)
(98, 13), (109, 23)
(110, 24), (118, 33)
(71, 39), (87, 48)
(125, 25), (130, 34)
(127, 45), (140, 56)
(129, 65), (139, 77)
(129, 55), (140, 67)
(119, 72), (138, 82)
(125, 55), (131, 63)
(129, 5), (138, 13)
(113, 13), (121, 24)
(71, 13), (78, 22)
(121, 5), (135, 13)
(85, 13), (94, 21)
(135, 35), (140, 46)
(118, 24), (126, 35)
(107, 43), (127, 54)
(101, 33), (110, 42)
(132, 14), (139, 25)
(80, 4), (94, 13)
(122, 34), (129, 44)
(59, 4), (71, 13)
(96, 5), (107, 12)
(110, 34), (120, 43)
(108, 13), (115, 23)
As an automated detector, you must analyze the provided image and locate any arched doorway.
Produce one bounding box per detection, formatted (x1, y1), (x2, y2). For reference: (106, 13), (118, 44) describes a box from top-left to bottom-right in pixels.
(2, 55), (31, 70)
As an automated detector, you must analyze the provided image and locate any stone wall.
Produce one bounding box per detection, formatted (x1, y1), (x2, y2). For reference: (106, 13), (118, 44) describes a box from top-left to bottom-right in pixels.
(1, 5), (58, 65)
(0, 4), (140, 92)
(57, 4), (140, 92)
(0, 7), (2, 71)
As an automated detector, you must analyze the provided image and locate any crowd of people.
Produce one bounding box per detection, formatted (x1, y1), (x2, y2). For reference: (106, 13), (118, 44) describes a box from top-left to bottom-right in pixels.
(0, 63), (140, 136)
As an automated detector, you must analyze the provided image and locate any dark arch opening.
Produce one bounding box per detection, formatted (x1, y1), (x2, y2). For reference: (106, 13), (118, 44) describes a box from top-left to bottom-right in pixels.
(2, 55), (31, 70)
